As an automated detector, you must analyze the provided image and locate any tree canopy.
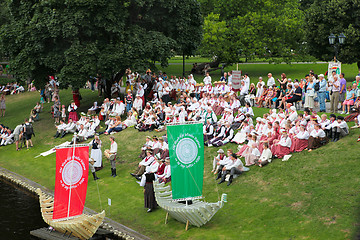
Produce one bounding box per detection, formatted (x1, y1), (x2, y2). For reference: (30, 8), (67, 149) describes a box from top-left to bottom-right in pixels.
(198, 0), (305, 65)
(305, 0), (360, 68)
(0, 0), (202, 88)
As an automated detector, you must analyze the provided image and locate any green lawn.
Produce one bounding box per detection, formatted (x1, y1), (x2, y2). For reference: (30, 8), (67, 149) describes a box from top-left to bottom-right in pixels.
(0, 63), (360, 239)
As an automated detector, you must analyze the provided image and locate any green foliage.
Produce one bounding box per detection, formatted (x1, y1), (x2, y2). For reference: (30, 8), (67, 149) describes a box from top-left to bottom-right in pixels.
(198, 0), (305, 64)
(305, 0), (360, 65)
(0, 0), (202, 88)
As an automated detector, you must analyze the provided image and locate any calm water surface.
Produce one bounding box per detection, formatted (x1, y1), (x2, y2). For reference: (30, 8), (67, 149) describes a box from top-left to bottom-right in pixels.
(0, 179), (47, 240)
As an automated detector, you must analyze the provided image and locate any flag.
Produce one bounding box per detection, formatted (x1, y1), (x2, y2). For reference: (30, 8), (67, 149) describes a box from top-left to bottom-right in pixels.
(53, 146), (89, 220)
(167, 123), (204, 200)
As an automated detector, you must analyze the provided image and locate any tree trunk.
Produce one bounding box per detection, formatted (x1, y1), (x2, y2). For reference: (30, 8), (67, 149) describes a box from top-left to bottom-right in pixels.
(194, 58), (221, 74)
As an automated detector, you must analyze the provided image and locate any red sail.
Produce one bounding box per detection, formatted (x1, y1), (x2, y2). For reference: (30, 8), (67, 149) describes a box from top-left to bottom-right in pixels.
(53, 146), (89, 220)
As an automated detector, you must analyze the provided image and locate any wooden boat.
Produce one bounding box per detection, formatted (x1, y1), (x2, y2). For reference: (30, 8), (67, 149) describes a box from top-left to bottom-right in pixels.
(157, 123), (226, 229)
(153, 181), (225, 228)
(36, 188), (105, 240)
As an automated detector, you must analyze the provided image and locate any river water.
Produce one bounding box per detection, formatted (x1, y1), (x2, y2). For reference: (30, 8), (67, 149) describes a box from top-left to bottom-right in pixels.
(0, 179), (47, 240)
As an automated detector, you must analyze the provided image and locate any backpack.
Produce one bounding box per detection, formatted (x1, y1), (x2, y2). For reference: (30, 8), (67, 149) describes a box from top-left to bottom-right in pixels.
(25, 123), (33, 135)
(314, 82), (320, 91)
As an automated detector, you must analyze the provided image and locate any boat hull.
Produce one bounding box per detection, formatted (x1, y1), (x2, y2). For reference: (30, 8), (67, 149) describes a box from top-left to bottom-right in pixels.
(153, 181), (224, 227)
(36, 188), (105, 240)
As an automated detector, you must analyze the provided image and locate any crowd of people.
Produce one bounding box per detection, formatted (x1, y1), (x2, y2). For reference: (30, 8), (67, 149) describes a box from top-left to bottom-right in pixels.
(0, 82), (25, 95)
(48, 68), (356, 189)
(1, 66), (359, 200)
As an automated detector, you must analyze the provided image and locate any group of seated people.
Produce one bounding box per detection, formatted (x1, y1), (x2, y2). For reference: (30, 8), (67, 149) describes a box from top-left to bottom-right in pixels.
(53, 114), (100, 143)
(129, 135), (171, 184)
(209, 106), (349, 185)
(0, 124), (14, 147)
(0, 82), (25, 95)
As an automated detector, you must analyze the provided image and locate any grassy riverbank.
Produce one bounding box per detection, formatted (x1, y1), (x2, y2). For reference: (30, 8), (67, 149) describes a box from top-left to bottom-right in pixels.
(1, 62), (360, 239)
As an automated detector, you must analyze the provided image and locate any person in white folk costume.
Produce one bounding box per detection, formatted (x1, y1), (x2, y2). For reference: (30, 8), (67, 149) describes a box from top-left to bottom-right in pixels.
(131, 150), (154, 180)
(158, 158), (171, 184)
(257, 142), (272, 167)
(212, 149), (226, 173)
(89, 135), (102, 171)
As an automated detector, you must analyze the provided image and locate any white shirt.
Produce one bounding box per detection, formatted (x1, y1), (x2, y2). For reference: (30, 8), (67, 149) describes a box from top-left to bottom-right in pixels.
(267, 77), (275, 87)
(260, 148), (272, 162)
(310, 129), (326, 138)
(278, 136), (292, 148)
(139, 155), (155, 166)
(296, 130), (309, 140)
(110, 141), (118, 154)
(203, 75), (212, 85)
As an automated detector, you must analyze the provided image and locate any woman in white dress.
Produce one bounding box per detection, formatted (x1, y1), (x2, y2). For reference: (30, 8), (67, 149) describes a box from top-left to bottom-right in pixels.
(90, 135), (102, 170)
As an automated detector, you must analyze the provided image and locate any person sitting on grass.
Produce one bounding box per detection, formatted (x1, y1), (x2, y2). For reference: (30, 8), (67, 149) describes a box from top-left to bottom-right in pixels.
(158, 157), (171, 184)
(307, 124), (327, 152)
(212, 149), (226, 173)
(257, 142), (272, 167)
(70, 124), (87, 144)
(59, 118), (77, 138)
(104, 116), (125, 135)
(218, 153), (244, 186)
(131, 150), (154, 180)
(271, 130), (291, 159)
(331, 115), (349, 142)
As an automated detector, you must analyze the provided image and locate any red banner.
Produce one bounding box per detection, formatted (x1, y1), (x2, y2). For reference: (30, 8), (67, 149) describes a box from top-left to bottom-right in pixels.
(232, 70), (242, 91)
(53, 146), (89, 220)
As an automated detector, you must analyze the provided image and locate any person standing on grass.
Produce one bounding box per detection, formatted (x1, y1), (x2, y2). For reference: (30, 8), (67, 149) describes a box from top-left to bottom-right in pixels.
(104, 136), (117, 177)
(317, 74), (327, 112)
(339, 73), (347, 110)
(13, 123), (24, 151)
(0, 93), (5, 117)
(330, 76), (340, 113)
(24, 119), (34, 150)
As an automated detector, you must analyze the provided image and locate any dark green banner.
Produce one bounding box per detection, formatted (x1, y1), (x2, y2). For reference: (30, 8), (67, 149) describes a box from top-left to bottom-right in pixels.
(167, 123), (204, 200)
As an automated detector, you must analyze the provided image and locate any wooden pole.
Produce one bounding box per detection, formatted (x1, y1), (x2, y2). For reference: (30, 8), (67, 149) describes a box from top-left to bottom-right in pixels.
(185, 220), (189, 231)
(165, 212), (169, 224)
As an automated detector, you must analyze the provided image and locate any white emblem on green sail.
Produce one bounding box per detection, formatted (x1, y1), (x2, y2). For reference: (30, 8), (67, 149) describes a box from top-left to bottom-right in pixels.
(175, 137), (198, 165)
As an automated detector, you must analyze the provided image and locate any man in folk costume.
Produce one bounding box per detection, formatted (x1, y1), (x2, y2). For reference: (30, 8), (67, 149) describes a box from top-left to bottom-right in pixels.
(70, 124), (87, 144)
(203, 119), (214, 145)
(308, 124), (328, 151)
(324, 114), (337, 139)
(203, 107), (217, 124)
(207, 122), (225, 146)
(60, 117), (77, 138)
(151, 136), (162, 155)
(219, 108), (234, 125)
(212, 122), (234, 147)
(242, 102), (254, 118)
(218, 153), (244, 186)
(158, 158), (171, 184)
(131, 150), (154, 180)
(271, 130), (292, 158)
(212, 149), (226, 173)
(104, 136), (118, 177)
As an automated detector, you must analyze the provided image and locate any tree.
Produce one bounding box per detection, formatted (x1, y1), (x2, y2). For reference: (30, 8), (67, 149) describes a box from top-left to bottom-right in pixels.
(0, 0), (202, 89)
(198, 0), (305, 67)
(305, 0), (360, 68)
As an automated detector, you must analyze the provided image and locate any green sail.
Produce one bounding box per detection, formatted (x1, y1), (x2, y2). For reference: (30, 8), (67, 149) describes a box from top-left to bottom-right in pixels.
(167, 123), (204, 200)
